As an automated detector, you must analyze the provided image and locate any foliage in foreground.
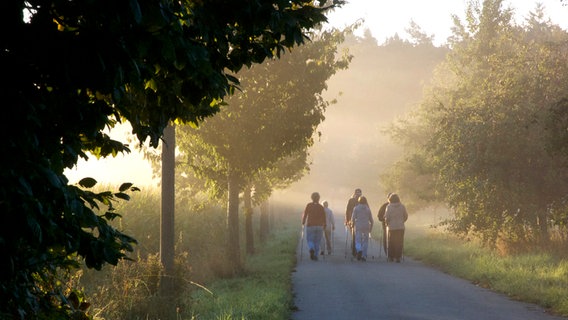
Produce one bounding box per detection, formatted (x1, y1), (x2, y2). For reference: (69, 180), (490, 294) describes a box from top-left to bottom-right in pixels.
(405, 226), (568, 317)
(3, 0), (341, 317)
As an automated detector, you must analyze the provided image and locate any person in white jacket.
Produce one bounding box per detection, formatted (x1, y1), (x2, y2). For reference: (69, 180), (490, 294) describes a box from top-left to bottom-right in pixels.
(320, 200), (335, 255)
(351, 196), (373, 261)
(384, 193), (408, 263)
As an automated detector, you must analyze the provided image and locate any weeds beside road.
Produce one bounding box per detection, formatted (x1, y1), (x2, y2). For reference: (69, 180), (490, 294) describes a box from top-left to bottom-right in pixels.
(405, 228), (568, 317)
(187, 219), (568, 319)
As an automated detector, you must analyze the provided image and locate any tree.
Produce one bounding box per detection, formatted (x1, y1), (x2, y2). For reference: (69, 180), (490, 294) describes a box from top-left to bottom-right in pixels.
(1, 0), (343, 318)
(385, 0), (568, 246)
(177, 28), (351, 271)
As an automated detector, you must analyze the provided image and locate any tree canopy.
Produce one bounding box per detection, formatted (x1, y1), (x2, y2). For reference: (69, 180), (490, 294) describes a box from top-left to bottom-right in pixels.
(384, 0), (568, 245)
(1, 0), (343, 318)
(176, 27), (351, 269)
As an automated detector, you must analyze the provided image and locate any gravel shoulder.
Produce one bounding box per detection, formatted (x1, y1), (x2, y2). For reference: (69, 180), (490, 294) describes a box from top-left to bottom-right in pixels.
(291, 226), (566, 320)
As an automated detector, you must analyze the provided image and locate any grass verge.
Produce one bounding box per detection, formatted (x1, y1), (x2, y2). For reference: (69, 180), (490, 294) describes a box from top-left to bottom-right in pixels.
(405, 227), (568, 317)
(185, 221), (298, 320)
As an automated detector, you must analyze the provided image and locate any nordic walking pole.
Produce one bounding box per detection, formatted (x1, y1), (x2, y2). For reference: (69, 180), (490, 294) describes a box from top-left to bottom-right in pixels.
(344, 225), (348, 259)
(331, 228), (334, 255)
(378, 226), (382, 258)
(369, 232), (373, 260)
(300, 225), (305, 261)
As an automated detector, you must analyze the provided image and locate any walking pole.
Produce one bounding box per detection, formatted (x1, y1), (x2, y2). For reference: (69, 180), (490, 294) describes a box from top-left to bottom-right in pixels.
(331, 228), (334, 255)
(369, 232), (374, 260)
(378, 226), (382, 258)
(402, 230), (405, 262)
(386, 226), (390, 262)
(300, 225), (305, 261)
(321, 228), (326, 262)
(344, 225), (348, 259)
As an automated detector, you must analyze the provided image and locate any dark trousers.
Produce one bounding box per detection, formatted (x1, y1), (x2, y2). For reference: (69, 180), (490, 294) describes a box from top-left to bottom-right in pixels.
(381, 223), (387, 254)
(388, 229), (405, 260)
(351, 226), (356, 256)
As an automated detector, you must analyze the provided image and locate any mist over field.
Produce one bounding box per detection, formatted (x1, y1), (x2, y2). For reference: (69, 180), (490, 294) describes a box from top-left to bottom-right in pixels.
(272, 34), (446, 214)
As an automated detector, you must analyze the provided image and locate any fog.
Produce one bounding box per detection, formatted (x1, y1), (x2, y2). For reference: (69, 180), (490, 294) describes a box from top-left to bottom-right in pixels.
(273, 35), (447, 215)
(65, 35), (445, 219)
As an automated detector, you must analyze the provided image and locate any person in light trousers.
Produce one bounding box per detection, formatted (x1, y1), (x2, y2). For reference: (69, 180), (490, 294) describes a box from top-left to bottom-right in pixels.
(351, 196), (373, 261)
(320, 200), (335, 255)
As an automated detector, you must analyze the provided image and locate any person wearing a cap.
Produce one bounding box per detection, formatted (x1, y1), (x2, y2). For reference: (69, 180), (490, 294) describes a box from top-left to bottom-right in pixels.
(302, 192), (326, 261)
(345, 188), (362, 257)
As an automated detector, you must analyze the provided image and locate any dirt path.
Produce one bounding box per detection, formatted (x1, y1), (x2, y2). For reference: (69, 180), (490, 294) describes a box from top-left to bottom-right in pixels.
(291, 226), (566, 320)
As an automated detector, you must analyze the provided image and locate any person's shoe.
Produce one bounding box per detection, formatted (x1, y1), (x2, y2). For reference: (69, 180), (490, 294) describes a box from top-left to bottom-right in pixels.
(361, 257), (366, 262)
(357, 251), (362, 260)
(309, 249), (315, 260)
(328, 251), (332, 255)
(321, 251), (324, 255)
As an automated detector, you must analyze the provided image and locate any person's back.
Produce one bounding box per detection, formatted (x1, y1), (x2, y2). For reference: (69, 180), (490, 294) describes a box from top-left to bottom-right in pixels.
(385, 202), (407, 230)
(352, 203), (372, 232)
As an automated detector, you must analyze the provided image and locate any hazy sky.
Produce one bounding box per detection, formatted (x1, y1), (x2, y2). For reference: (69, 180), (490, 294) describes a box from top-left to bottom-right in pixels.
(325, 0), (568, 45)
(65, 1), (568, 188)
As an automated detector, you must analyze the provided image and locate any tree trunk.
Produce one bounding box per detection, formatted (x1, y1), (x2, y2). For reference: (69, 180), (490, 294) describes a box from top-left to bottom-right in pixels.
(160, 123), (175, 297)
(244, 187), (254, 254)
(259, 200), (270, 243)
(227, 171), (242, 272)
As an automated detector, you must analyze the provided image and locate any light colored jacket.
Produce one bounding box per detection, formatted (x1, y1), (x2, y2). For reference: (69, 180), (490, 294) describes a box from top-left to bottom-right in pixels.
(351, 204), (373, 233)
(385, 202), (408, 230)
(324, 207), (335, 231)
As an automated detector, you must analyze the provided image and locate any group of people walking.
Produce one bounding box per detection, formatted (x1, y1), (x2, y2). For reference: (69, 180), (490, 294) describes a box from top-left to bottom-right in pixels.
(301, 188), (408, 263)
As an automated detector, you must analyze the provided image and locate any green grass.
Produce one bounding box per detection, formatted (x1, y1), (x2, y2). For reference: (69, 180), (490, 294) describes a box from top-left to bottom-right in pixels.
(405, 227), (568, 317)
(184, 221), (298, 320)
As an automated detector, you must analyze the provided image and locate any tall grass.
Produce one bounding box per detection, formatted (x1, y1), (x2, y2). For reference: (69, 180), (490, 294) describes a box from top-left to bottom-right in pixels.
(185, 219), (298, 319)
(76, 187), (299, 319)
(405, 226), (568, 316)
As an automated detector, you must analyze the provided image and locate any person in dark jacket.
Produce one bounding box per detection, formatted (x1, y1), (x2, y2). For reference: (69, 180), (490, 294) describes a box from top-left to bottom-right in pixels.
(377, 192), (392, 256)
(302, 192), (326, 261)
(345, 188), (362, 257)
(384, 193), (408, 263)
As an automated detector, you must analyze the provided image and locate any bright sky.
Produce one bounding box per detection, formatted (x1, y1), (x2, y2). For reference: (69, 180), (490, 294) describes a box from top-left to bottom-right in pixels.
(65, 0), (568, 188)
(325, 0), (568, 45)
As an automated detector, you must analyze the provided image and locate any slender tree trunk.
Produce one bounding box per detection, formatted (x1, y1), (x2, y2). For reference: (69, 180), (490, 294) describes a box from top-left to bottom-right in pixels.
(160, 123), (175, 297)
(227, 171), (242, 272)
(259, 200), (270, 243)
(244, 187), (254, 254)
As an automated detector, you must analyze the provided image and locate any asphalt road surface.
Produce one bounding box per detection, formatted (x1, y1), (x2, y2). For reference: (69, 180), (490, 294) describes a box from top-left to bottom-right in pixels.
(291, 226), (566, 320)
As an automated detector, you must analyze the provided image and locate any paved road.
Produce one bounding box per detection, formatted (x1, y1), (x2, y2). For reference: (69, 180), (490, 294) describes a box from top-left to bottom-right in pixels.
(291, 226), (566, 320)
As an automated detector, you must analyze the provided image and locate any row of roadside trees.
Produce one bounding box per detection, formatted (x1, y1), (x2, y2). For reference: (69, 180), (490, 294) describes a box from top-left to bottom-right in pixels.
(1, 1), (346, 319)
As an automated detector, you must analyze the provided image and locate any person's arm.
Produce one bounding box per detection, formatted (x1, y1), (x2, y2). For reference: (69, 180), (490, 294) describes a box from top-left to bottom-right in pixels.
(302, 204), (308, 226)
(378, 203), (387, 221)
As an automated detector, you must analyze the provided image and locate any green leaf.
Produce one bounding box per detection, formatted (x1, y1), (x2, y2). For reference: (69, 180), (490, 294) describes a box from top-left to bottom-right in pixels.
(78, 177), (97, 188)
(119, 182), (133, 192)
